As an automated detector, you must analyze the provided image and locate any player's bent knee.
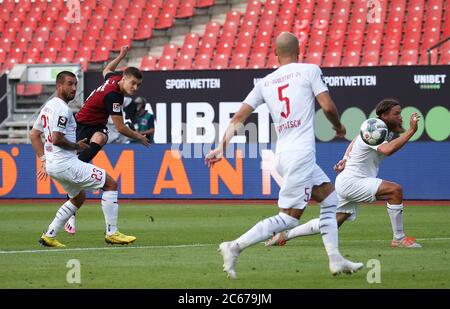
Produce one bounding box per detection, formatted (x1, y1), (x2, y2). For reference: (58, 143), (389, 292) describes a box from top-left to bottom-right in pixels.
(312, 182), (334, 202)
(91, 132), (107, 146)
(392, 183), (403, 199)
(103, 174), (118, 191)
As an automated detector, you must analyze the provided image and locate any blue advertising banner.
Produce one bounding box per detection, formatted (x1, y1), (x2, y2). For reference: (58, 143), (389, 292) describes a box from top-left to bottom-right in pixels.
(0, 143), (449, 200)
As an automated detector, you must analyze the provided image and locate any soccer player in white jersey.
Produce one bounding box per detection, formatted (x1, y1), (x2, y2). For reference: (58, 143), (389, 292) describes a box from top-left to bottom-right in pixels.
(266, 99), (422, 248)
(29, 71), (137, 248)
(205, 32), (364, 279)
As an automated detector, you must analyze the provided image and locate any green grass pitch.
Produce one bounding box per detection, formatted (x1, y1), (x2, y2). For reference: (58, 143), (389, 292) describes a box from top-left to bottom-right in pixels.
(0, 201), (449, 289)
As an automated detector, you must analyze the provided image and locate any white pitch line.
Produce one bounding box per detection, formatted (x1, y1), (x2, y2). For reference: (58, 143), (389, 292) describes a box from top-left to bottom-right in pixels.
(0, 243), (212, 254)
(1, 237), (449, 255)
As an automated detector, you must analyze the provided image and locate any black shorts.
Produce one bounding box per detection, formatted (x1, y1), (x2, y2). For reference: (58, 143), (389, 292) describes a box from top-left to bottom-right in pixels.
(76, 122), (109, 143)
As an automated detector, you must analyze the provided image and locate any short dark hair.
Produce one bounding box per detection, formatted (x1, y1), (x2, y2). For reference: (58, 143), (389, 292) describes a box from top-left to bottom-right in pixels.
(56, 71), (76, 85)
(375, 98), (400, 117)
(124, 67), (143, 80)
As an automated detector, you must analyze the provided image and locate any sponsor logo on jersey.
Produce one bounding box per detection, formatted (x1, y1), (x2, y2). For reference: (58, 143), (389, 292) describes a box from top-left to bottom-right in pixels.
(57, 116), (68, 128)
(113, 103), (122, 112)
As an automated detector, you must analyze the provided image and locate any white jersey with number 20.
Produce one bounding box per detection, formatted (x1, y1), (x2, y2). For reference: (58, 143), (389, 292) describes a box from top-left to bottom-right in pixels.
(33, 97), (78, 172)
(244, 63), (328, 154)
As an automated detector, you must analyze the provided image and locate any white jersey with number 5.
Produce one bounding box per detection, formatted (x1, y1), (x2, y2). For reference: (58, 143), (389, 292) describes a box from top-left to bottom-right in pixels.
(244, 63), (328, 154)
(33, 97), (78, 172)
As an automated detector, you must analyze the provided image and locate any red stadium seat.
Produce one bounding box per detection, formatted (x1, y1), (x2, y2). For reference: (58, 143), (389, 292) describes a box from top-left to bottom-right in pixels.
(175, 54), (194, 70)
(197, 22), (221, 56)
(383, 27), (402, 51)
(0, 0), (15, 21)
(305, 51), (323, 66)
(323, 50), (342, 67)
(94, 4), (110, 18)
(158, 54), (176, 70)
(91, 46), (110, 63)
(361, 50), (380, 66)
(248, 53), (267, 69)
(114, 25), (134, 51)
(267, 53), (279, 68)
(234, 31), (253, 56)
(230, 53), (248, 69)
(98, 35), (114, 51)
(215, 40), (234, 58)
(193, 53), (211, 69)
(23, 48), (41, 64)
(155, 0), (178, 29)
(419, 0), (443, 65)
(56, 46), (75, 63)
(341, 50), (360, 67)
(76, 46), (93, 62)
(41, 47), (58, 63)
(380, 49), (399, 65)
(47, 37), (63, 51)
(439, 45), (450, 65)
(211, 53), (229, 69)
(135, 13), (155, 40)
(140, 55), (157, 71)
(162, 44), (179, 59)
(399, 49), (419, 65)
(8, 47), (24, 63)
(176, 0), (196, 19)
(180, 33), (200, 58)
(68, 24), (84, 40)
(158, 44), (178, 71)
(128, 0), (146, 16)
(196, 0), (215, 8)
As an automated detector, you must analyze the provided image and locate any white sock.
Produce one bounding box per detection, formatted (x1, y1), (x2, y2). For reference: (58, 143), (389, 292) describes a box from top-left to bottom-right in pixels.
(102, 191), (119, 236)
(285, 218), (320, 240)
(319, 191), (341, 261)
(387, 203), (405, 240)
(45, 201), (78, 237)
(235, 212), (299, 250)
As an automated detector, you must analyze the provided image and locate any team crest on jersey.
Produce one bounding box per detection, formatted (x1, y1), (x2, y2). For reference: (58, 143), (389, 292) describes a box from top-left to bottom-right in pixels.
(57, 116), (68, 128)
(113, 103), (121, 113)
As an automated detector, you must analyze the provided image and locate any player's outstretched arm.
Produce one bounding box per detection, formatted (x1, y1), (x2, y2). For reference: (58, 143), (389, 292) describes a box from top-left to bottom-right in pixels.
(111, 115), (150, 146)
(377, 113), (420, 156)
(334, 136), (357, 173)
(315, 91), (346, 138)
(205, 103), (254, 167)
(103, 46), (129, 78)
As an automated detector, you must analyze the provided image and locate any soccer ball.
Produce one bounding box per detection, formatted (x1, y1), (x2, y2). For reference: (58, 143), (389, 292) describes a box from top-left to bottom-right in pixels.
(360, 118), (388, 146)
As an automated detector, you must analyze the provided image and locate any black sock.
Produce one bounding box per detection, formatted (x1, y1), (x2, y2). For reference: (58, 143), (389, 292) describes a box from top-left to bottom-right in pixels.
(78, 142), (102, 163)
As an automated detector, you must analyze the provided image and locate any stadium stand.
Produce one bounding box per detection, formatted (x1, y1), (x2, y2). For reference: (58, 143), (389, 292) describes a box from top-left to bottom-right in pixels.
(0, 0), (448, 75)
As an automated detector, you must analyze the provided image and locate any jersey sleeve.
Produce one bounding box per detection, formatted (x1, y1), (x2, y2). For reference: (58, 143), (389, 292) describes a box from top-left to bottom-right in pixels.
(104, 71), (122, 81)
(243, 81), (264, 109)
(309, 65), (328, 96)
(32, 111), (44, 132)
(104, 92), (124, 116)
(50, 105), (71, 135)
(148, 114), (155, 128)
(372, 140), (388, 151)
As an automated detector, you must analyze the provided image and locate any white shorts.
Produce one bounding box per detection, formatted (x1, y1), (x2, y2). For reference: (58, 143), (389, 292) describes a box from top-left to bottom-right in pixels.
(47, 160), (106, 198)
(335, 174), (383, 221)
(275, 150), (330, 210)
